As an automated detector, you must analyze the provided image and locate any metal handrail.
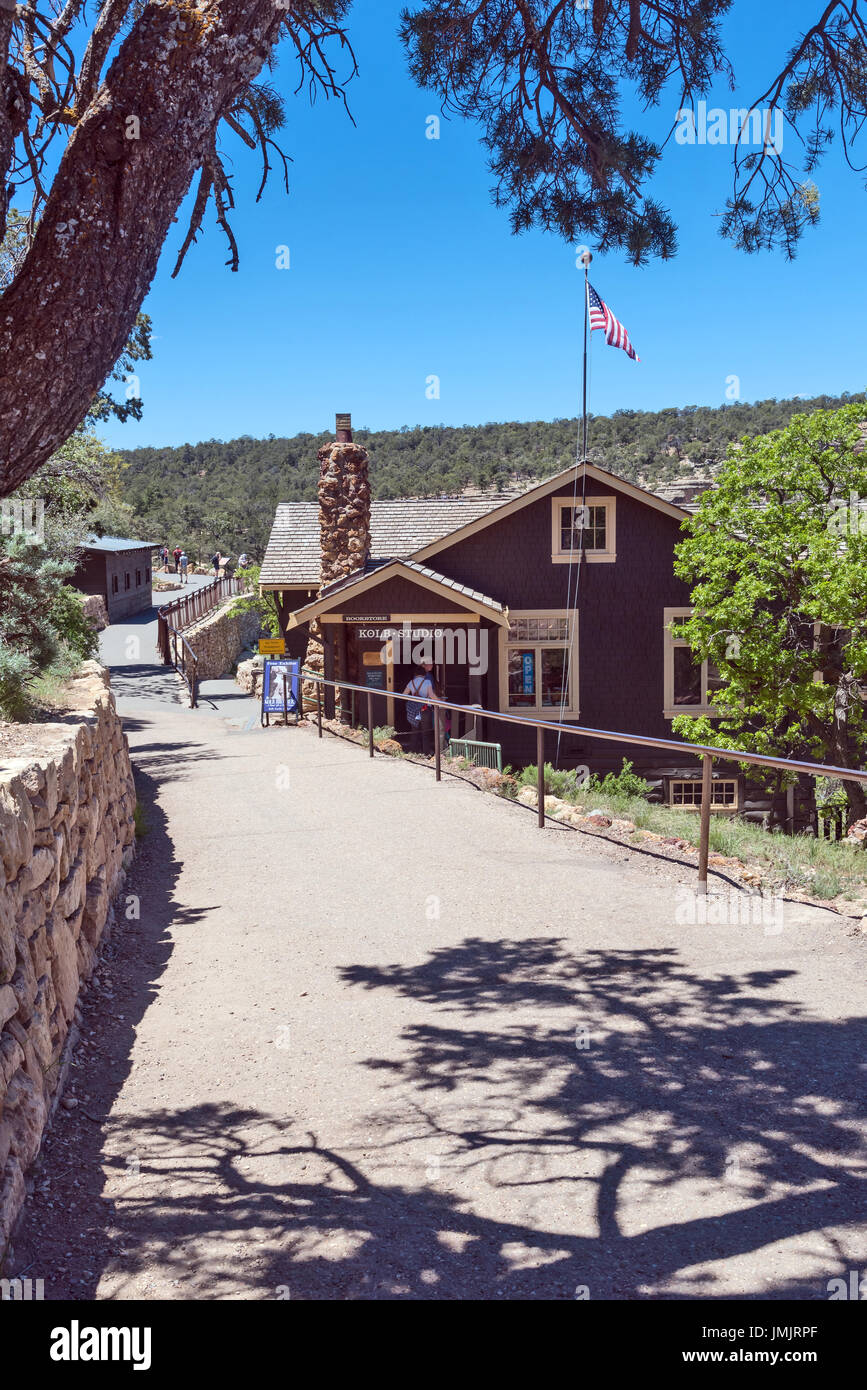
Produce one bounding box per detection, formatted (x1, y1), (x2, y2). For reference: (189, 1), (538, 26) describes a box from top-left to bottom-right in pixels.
(167, 623), (198, 708)
(299, 667), (867, 890)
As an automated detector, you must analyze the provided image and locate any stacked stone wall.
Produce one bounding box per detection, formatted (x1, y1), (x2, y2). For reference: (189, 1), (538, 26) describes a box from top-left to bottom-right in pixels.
(0, 663), (136, 1261)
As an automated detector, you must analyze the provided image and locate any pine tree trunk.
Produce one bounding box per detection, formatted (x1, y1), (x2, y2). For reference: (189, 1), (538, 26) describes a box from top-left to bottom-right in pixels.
(0, 0), (285, 495)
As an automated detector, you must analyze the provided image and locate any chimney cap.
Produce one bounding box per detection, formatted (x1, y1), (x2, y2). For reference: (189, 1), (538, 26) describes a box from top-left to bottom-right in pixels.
(335, 412), (352, 442)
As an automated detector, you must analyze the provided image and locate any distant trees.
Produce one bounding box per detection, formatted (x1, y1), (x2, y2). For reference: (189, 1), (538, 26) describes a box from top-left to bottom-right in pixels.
(672, 404), (867, 823)
(116, 390), (867, 562)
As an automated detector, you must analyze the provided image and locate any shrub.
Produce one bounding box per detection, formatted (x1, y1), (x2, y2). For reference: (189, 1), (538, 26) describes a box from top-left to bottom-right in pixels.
(584, 759), (652, 800)
(49, 586), (99, 662)
(0, 647), (35, 721)
(517, 762), (585, 799)
(228, 563), (279, 637)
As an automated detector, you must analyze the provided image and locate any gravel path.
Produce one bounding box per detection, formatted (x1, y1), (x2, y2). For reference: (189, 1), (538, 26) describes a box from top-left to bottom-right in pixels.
(11, 603), (867, 1300)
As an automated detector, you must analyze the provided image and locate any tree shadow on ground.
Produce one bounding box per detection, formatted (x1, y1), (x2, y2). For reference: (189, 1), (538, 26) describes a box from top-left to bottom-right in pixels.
(18, 936), (865, 1301)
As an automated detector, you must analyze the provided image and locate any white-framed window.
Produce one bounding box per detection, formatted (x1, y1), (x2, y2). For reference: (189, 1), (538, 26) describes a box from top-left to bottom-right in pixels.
(669, 778), (739, 811)
(551, 496), (616, 563)
(499, 610), (579, 715)
(663, 607), (723, 718)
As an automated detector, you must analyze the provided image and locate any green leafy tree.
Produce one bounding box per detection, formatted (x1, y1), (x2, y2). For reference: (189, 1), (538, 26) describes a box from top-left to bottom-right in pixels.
(671, 404), (867, 824)
(228, 564), (279, 637)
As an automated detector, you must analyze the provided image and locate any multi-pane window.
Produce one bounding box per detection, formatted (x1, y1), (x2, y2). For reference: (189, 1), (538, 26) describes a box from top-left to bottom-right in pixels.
(135, 569), (141, 587)
(111, 575), (118, 594)
(503, 612), (577, 714)
(559, 505), (607, 553)
(551, 497), (616, 563)
(670, 779), (738, 810)
(664, 609), (723, 717)
(124, 572), (130, 590)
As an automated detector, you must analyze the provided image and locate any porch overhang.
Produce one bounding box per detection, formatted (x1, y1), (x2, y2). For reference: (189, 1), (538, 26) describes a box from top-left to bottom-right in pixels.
(286, 559), (509, 629)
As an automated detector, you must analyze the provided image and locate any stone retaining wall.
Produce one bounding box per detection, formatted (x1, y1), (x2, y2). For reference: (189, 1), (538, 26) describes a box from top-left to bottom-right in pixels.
(0, 662), (136, 1261)
(79, 593), (109, 631)
(183, 597), (261, 682)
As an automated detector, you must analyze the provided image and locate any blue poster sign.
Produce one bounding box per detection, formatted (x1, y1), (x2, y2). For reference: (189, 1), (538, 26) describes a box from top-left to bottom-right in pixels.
(522, 652), (534, 695)
(262, 658), (301, 716)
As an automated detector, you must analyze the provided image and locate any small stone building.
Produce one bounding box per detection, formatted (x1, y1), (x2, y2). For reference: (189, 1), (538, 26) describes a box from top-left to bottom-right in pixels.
(73, 536), (155, 623)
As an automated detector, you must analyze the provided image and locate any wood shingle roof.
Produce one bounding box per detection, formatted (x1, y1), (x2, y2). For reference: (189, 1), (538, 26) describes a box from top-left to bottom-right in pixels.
(259, 491), (529, 587)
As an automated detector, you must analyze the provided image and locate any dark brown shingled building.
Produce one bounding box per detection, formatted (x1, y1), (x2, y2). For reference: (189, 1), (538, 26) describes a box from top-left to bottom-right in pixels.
(260, 417), (793, 823)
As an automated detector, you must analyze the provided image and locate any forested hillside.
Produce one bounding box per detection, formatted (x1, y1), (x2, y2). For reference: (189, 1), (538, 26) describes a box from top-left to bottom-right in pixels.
(120, 391), (866, 561)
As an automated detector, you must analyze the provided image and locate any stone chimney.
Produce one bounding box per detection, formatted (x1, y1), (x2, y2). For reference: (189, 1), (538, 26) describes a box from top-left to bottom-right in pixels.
(317, 413), (371, 587)
(304, 414), (371, 718)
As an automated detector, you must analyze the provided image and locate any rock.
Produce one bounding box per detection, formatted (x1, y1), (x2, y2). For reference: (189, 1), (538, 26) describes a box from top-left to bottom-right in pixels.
(845, 817), (867, 843)
(584, 814), (612, 829)
(517, 787), (538, 808)
(0, 779), (35, 881)
(376, 739), (403, 755)
(0, 984), (18, 1028)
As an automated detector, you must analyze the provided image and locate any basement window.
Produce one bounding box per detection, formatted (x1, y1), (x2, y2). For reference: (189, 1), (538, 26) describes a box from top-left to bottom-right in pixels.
(669, 778), (738, 811)
(551, 496), (616, 563)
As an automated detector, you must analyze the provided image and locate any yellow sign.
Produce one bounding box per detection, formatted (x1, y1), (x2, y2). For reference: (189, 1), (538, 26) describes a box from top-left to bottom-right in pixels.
(259, 638), (286, 655)
(362, 650), (384, 666)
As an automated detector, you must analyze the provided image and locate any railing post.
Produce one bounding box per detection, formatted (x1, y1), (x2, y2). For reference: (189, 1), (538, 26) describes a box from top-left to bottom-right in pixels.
(434, 705), (442, 781)
(317, 679), (323, 738)
(367, 691), (374, 757)
(697, 753), (713, 894)
(537, 725), (545, 828)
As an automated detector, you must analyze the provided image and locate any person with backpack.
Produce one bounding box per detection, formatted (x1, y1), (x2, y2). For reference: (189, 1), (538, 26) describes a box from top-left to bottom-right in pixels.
(172, 545), (182, 574)
(403, 662), (437, 756)
(178, 550), (189, 585)
(210, 551), (220, 578)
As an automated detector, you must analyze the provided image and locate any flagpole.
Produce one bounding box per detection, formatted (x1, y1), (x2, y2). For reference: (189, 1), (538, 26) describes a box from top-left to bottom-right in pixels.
(580, 250), (591, 463)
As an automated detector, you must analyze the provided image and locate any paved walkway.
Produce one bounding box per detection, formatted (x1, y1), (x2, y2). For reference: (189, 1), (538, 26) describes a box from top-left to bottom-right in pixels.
(13, 599), (867, 1300)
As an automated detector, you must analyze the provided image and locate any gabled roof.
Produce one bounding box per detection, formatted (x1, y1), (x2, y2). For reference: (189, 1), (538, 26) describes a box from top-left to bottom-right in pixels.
(81, 535), (156, 553)
(261, 463), (690, 588)
(287, 559), (509, 628)
(411, 461), (689, 565)
(259, 489), (529, 587)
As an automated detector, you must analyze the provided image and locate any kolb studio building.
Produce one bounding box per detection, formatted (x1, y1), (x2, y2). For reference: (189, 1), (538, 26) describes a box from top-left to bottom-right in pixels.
(259, 414), (811, 828)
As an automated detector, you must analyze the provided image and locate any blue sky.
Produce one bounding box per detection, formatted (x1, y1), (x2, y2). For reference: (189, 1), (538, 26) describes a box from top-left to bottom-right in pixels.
(102, 2), (867, 451)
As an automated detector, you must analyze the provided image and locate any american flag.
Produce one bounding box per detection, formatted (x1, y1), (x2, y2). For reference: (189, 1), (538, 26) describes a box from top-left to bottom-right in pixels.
(587, 283), (639, 361)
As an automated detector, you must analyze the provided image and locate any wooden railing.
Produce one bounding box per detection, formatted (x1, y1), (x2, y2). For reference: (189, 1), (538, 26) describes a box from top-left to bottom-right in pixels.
(156, 576), (241, 665)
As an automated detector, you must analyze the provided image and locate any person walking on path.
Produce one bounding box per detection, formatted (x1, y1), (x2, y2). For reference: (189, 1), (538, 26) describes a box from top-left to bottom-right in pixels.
(403, 662), (437, 756)
(172, 545), (182, 574)
(238, 552), (249, 570)
(178, 551), (189, 585)
(210, 552), (220, 579)
(161, 546), (170, 574)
